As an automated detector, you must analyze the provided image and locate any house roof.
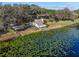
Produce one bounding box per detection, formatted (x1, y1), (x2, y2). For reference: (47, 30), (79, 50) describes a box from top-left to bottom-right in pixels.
(11, 23), (32, 31)
(34, 19), (46, 28)
(11, 24), (25, 31)
(34, 19), (44, 26)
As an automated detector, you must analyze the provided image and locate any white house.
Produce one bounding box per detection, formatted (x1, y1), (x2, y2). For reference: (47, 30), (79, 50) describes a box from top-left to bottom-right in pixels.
(33, 18), (46, 28)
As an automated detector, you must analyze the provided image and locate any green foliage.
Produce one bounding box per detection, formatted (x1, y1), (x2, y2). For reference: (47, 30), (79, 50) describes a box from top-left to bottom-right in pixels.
(0, 4), (78, 32)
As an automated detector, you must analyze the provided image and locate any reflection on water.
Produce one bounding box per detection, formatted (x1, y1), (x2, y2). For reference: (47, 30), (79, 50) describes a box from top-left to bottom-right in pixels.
(52, 27), (79, 57)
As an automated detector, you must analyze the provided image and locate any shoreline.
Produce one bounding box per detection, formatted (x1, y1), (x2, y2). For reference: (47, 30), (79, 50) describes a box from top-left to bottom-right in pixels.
(0, 19), (79, 41)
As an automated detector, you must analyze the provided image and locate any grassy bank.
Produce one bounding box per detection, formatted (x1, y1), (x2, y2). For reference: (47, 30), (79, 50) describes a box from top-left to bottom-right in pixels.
(0, 19), (79, 41)
(47, 18), (79, 29)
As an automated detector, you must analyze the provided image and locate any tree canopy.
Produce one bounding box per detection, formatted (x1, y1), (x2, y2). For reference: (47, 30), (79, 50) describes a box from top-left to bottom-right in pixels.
(0, 4), (78, 32)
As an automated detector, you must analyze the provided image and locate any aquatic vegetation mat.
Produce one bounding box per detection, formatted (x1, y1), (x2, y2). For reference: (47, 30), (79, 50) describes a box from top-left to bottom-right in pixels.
(0, 27), (79, 57)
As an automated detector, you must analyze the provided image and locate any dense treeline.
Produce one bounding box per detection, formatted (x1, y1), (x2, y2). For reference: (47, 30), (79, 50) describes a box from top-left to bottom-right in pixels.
(0, 4), (78, 23)
(0, 4), (79, 33)
(54, 8), (78, 21)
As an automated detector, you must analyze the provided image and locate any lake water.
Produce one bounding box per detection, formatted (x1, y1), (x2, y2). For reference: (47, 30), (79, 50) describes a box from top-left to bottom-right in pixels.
(49, 26), (79, 57)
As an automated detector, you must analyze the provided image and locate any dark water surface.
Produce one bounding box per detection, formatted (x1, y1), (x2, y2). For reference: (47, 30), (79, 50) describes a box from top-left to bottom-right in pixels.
(64, 27), (79, 57)
(52, 27), (79, 57)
